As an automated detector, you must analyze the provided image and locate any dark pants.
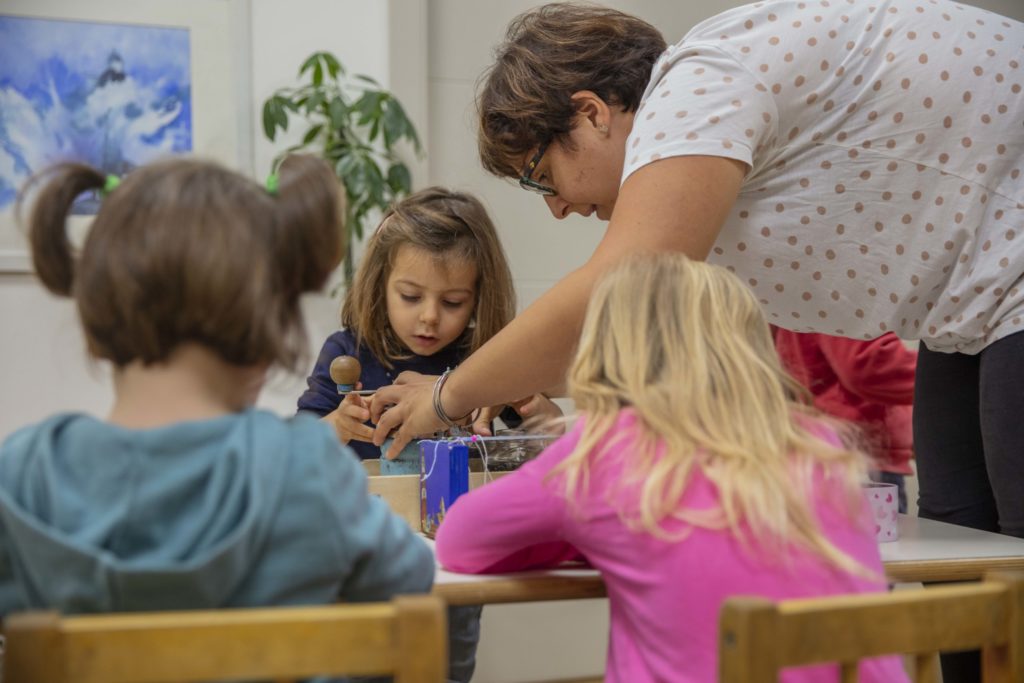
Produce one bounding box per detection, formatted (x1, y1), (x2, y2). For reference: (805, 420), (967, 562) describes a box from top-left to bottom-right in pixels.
(352, 604), (481, 683)
(913, 330), (1024, 683)
(447, 605), (483, 683)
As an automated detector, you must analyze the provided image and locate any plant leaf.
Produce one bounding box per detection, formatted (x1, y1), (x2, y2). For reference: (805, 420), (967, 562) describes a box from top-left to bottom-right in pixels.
(273, 98), (289, 130)
(387, 98), (421, 152)
(355, 73), (380, 86)
(312, 61), (324, 86)
(353, 91), (383, 125)
(328, 97), (348, 131)
(301, 124), (323, 145)
(336, 154), (364, 199)
(386, 163), (412, 194)
(363, 159), (386, 206)
(299, 53), (320, 77)
(322, 52), (342, 79)
(382, 97), (405, 148)
(261, 101), (277, 140)
(305, 92), (324, 115)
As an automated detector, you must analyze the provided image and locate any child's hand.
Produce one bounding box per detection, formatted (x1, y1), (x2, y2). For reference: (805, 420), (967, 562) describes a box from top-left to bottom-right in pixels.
(470, 406), (501, 436)
(322, 384), (375, 444)
(510, 394), (563, 423)
(470, 395), (564, 436)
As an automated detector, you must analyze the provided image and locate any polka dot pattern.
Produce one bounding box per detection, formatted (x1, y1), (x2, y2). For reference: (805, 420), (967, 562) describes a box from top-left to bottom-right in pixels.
(624, 0), (1024, 352)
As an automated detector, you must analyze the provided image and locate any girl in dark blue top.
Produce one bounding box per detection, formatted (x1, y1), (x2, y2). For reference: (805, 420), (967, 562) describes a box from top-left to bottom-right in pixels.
(298, 187), (561, 460)
(299, 186), (562, 683)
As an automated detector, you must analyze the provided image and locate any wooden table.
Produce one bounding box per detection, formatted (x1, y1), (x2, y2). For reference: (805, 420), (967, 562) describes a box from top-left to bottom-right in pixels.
(429, 515), (1024, 605)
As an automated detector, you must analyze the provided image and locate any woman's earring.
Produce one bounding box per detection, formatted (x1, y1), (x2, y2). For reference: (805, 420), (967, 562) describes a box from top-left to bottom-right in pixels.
(598, 124), (609, 134)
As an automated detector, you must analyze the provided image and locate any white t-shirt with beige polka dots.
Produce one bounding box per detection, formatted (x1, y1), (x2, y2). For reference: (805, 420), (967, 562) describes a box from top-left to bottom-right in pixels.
(624, 0), (1023, 354)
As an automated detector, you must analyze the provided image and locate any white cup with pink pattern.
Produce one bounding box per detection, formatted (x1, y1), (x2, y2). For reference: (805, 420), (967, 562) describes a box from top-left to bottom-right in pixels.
(864, 482), (900, 542)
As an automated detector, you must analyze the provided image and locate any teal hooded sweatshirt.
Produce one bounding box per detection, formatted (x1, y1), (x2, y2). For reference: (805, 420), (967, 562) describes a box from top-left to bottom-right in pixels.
(0, 409), (433, 615)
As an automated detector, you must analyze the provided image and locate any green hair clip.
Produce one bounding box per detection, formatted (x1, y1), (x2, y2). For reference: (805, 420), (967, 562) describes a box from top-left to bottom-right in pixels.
(265, 173), (279, 196)
(101, 174), (121, 196)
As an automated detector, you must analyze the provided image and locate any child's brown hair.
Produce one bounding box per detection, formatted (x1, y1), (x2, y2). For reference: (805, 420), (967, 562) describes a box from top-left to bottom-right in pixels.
(21, 155), (342, 371)
(342, 187), (515, 368)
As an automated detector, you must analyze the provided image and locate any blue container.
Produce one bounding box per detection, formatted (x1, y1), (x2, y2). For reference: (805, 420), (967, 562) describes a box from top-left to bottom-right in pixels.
(419, 439), (470, 536)
(379, 438), (422, 475)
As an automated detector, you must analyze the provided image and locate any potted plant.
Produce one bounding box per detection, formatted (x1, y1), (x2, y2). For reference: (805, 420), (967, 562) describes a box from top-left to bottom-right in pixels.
(261, 51), (421, 280)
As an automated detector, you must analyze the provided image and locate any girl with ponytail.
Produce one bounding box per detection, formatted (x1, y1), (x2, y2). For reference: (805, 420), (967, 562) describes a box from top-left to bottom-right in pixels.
(0, 156), (433, 618)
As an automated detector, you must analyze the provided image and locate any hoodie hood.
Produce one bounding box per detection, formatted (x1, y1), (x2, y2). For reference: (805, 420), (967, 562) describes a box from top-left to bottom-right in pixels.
(0, 411), (289, 613)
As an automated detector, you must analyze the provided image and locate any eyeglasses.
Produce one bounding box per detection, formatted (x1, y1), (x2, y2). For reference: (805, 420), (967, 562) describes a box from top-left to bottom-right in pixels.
(518, 141), (557, 197)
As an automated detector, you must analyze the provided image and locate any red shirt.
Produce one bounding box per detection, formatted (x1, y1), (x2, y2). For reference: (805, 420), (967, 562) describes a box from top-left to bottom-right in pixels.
(772, 329), (917, 474)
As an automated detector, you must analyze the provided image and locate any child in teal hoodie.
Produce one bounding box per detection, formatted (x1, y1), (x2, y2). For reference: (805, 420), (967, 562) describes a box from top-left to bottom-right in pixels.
(0, 156), (432, 624)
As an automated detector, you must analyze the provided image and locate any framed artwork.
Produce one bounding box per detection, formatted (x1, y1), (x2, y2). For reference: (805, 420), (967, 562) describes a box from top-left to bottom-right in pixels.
(0, 0), (248, 272)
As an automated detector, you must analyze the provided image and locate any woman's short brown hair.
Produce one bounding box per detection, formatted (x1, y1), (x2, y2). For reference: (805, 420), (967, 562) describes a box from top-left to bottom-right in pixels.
(477, 2), (667, 178)
(342, 187), (515, 368)
(21, 154), (342, 371)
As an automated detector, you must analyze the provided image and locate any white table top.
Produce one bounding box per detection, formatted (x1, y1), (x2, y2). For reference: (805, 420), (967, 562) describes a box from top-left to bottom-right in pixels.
(879, 515), (1024, 563)
(429, 515), (1024, 604)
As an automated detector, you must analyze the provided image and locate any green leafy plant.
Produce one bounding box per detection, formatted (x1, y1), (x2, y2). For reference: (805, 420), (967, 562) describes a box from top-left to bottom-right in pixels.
(262, 51), (421, 280)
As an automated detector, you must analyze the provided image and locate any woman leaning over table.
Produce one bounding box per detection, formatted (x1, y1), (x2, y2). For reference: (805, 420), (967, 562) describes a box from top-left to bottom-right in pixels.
(373, 0), (1024, 571)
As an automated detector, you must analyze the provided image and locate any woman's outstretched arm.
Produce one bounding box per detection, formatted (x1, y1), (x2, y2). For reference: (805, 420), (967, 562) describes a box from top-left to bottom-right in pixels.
(372, 155), (746, 451)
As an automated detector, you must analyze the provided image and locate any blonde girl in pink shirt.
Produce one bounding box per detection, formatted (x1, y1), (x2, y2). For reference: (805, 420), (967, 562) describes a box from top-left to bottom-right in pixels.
(435, 253), (907, 683)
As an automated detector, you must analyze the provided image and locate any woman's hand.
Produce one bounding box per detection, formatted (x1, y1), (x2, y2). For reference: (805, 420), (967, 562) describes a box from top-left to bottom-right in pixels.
(370, 372), (447, 453)
(322, 383), (375, 443)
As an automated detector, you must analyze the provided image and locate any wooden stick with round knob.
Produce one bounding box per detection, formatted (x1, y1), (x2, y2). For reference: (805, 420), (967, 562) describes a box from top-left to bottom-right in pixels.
(329, 355), (363, 394)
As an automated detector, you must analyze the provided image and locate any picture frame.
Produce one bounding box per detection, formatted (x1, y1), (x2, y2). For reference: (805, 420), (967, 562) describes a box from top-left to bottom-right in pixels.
(0, 0), (250, 273)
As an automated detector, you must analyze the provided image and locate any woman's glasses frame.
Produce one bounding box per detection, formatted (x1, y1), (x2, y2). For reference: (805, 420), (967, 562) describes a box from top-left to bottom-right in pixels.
(518, 141), (557, 197)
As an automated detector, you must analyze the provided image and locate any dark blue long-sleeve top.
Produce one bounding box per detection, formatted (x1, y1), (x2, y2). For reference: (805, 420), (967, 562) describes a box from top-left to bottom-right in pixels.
(298, 329), (466, 460)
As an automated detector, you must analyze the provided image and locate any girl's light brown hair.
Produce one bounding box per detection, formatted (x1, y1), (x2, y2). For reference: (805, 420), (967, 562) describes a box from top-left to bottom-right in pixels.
(342, 187), (515, 368)
(21, 154), (342, 371)
(553, 253), (874, 576)
(477, 2), (667, 178)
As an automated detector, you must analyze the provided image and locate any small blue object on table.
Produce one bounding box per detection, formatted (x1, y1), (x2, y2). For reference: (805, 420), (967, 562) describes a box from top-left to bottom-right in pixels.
(419, 439), (469, 537)
(379, 438), (422, 475)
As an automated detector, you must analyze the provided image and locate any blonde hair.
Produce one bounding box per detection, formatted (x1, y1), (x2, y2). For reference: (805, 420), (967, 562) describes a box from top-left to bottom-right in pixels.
(553, 253), (873, 575)
(342, 187), (515, 368)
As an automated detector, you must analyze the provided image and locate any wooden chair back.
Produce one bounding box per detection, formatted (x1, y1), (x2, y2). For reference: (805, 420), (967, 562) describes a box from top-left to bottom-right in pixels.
(3, 594), (447, 683)
(719, 570), (1024, 683)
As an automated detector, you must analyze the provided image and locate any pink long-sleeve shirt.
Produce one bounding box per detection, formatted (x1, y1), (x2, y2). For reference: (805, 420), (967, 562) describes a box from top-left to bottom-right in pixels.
(436, 410), (908, 683)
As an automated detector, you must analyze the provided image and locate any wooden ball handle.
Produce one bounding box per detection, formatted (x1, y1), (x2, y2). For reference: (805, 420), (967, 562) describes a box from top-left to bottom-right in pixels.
(329, 355), (362, 392)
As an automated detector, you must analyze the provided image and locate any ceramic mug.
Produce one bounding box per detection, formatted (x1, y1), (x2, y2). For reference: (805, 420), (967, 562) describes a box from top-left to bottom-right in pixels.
(864, 482), (900, 542)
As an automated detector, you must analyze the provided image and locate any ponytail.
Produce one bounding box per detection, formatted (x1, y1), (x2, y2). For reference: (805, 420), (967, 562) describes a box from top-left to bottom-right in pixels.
(272, 154), (344, 297)
(258, 154), (343, 370)
(14, 155), (341, 371)
(20, 163), (105, 296)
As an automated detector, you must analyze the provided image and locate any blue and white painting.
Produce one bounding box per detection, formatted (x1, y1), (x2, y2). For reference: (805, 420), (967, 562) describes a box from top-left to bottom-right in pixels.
(0, 15), (192, 213)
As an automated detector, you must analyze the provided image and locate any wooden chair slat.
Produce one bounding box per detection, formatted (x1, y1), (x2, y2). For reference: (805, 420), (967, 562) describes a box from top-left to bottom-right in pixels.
(5, 595), (447, 683)
(719, 570), (1024, 683)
